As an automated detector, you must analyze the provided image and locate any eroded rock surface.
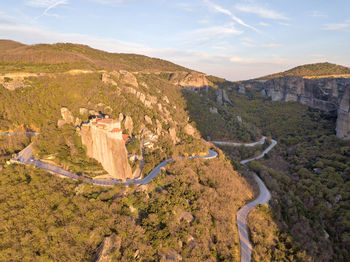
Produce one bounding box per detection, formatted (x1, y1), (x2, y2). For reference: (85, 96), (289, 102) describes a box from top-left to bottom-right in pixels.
(336, 86), (350, 140)
(169, 71), (212, 92)
(80, 118), (132, 181)
(241, 77), (350, 139)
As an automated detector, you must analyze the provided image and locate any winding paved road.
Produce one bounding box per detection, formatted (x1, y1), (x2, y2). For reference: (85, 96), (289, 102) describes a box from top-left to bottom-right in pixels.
(10, 139), (218, 186)
(212, 136), (266, 147)
(214, 135), (277, 261)
(235, 138), (277, 262)
(4, 132), (276, 261)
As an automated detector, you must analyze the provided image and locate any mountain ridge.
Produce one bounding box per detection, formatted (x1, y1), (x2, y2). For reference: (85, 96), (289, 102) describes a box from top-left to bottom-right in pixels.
(258, 62), (350, 80)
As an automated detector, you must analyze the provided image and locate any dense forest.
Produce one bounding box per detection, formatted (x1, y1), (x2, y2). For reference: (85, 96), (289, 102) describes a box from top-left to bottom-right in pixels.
(1, 41), (349, 261)
(185, 85), (350, 261)
(0, 153), (253, 261)
(0, 41), (255, 261)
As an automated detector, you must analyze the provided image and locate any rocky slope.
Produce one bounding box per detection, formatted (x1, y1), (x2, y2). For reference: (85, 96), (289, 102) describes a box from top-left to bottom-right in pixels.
(240, 76), (350, 139)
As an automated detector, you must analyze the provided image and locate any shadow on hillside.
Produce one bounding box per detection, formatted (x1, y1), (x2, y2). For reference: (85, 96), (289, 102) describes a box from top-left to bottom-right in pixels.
(180, 83), (328, 261)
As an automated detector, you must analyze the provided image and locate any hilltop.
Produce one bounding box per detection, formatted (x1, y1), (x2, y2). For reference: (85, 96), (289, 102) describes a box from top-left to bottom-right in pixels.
(259, 62), (350, 79)
(0, 40), (254, 261)
(0, 40), (190, 73)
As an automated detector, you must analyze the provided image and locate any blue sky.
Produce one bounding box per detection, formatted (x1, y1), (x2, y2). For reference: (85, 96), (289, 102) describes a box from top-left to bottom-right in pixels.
(0, 0), (349, 80)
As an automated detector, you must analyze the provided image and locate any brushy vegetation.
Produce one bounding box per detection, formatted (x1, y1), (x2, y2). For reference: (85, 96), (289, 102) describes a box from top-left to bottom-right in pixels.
(0, 156), (251, 261)
(187, 84), (349, 261)
(0, 41), (254, 261)
(259, 62), (350, 79)
(248, 204), (309, 261)
(0, 41), (189, 73)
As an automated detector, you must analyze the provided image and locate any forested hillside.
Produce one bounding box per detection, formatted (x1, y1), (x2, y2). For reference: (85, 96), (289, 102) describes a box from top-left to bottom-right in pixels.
(0, 40), (253, 261)
(185, 83), (350, 261)
(0, 40), (189, 73)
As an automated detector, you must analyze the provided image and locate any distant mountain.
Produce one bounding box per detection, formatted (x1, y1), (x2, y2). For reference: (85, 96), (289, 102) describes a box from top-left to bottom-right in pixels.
(0, 40), (189, 73)
(0, 39), (25, 50)
(259, 62), (350, 79)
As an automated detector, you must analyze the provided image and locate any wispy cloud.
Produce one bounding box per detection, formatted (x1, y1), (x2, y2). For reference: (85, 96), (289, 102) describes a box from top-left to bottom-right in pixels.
(184, 24), (243, 45)
(87, 0), (123, 5)
(203, 0), (259, 32)
(27, 0), (68, 19)
(230, 55), (287, 64)
(240, 38), (281, 48)
(0, 12), (17, 25)
(323, 21), (350, 31)
(235, 4), (288, 20)
(310, 11), (328, 18)
(279, 22), (290, 26)
(262, 43), (281, 48)
(259, 22), (270, 27)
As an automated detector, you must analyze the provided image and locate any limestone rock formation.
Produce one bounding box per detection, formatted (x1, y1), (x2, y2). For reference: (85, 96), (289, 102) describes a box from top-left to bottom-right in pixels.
(119, 70), (138, 87)
(61, 107), (74, 123)
(158, 248), (182, 262)
(79, 107), (88, 115)
(124, 115), (133, 135)
(58, 107), (75, 128)
(241, 76), (350, 139)
(169, 127), (178, 144)
(209, 106), (218, 114)
(336, 86), (350, 140)
(94, 234), (121, 262)
(169, 71), (212, 92)
(184, 124), (196, 137)
(144, 115), (152, 125)
(238, 85), (246, 94)
(156, 119), (162, 135)
(118, 112), (124, 122)
(80, 118), (132, 181)
(216, 88), (231, 106)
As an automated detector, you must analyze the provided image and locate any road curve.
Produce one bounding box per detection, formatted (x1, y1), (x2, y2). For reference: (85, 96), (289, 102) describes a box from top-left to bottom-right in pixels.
(238, 138), (276, 262)
(11, 138), (218, 186)
(216, 137), (277, 262)
(6, 132), (275, 262)
(211, 136), (266, 147)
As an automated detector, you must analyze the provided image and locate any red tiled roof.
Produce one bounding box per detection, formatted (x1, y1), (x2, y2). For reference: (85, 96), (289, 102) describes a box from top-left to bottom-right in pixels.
(111, 128), (122, 133)
(122, 134), (130, 142)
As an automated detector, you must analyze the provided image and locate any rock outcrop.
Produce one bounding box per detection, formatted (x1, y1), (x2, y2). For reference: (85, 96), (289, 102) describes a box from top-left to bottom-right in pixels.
(184, 124), (197, 137)
(169, 127), (178, 144)
(124, 116), (133, 135)
(94, 234), (121, 262)
(169, 71), (212, 92)
(216, 88), (231, 106)
(119, 70), (138, 87)
(57, 107), (75, 128)
(241, 77), (350, 139)
(80, 118), (132, 181)
(336, 87), (350, 139)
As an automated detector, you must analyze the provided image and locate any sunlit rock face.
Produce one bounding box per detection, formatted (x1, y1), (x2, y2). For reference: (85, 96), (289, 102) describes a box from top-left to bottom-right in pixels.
(169, 71), (212, 92)
(241, 77), (350, 139)
(80, 118), (132, 180)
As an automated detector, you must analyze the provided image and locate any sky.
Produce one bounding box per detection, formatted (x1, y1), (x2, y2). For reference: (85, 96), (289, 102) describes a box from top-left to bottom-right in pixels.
(0, 0), (349, 81)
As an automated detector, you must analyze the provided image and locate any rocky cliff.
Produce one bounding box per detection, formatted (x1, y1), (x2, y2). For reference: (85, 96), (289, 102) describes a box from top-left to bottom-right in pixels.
(168, 71), (213, 92)
(240, 77), (350, 139)
(336, 87), (350, 139)
(80, 121), (132, 181)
